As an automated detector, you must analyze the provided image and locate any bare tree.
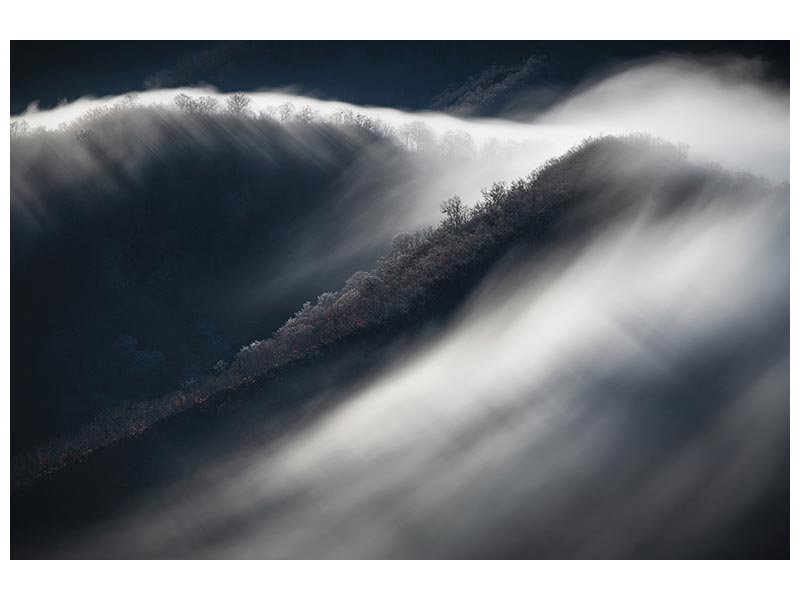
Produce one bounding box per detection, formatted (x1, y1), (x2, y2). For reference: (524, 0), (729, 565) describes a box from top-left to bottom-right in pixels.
(330, 108), (354, 126)
(175, 94), (220, 115)
(390, 232), (416, 255)
(278, 102), (295, 123)
(258, 106), (278, 121)
(440, 130), (477, 160)
(295, 105), (318, 124)
(400, 121), (435, 151)
(440, 196), (468, 232)
(226, 93), (253, 118)
(196, 96), (220, 114)
(174, 93), (197, 114)
(10, 120), (29, 138)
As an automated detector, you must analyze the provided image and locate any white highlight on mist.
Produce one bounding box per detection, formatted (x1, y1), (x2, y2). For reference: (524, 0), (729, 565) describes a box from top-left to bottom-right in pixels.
(220, 199), (787, 558)
(14, 54), (788, 557)
(12, 56), (789, 182)
(80, 187), (788, 558)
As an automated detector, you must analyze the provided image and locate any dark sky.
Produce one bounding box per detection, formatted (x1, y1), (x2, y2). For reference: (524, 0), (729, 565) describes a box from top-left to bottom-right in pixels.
(11, 40), (789, 115)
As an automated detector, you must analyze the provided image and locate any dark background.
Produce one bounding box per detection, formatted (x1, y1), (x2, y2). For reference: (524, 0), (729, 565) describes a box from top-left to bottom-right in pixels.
(10, 41), (790, 559)
(11, 40), (789, 115)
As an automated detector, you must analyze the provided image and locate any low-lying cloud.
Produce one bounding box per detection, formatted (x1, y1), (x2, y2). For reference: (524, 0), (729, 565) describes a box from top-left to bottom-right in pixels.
(66, 170), (788, 558)
(13, 55), (789, 183)
(11, 54), (789, 558)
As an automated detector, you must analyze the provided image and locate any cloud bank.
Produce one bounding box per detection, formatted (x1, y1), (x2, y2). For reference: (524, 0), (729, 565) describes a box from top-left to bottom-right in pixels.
(13, 55), (789, 182)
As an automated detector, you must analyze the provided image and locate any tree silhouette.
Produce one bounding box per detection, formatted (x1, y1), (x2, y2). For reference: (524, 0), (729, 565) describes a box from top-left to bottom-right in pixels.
(226, 93), (253, 117)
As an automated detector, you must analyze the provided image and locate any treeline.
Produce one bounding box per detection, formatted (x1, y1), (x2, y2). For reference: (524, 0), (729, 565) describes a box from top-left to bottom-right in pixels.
(227, 134), (691, 376)
(11, 100), (398, 452)
(12, 134), (761, 491)
(9, 88), (541, 452)
(10, 92), (529, 161)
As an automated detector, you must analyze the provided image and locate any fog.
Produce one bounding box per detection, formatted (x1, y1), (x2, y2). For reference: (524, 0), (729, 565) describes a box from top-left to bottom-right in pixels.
(61, 165), (788, 558)
(11, 55), (788, 318)
(13, 55), (789, 183)
(11, 54), (789, 558)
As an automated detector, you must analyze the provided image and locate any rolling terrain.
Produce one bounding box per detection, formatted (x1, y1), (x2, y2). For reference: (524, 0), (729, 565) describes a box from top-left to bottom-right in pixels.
(11, 128), (789, 558)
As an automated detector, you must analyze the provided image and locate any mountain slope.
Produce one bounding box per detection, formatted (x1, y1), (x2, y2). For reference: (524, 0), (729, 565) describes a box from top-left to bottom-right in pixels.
(11, 106), (441, 453)
(11, 134), (788, 558)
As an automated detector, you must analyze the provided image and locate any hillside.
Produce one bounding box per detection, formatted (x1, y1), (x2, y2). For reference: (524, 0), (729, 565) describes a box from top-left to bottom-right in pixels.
(11, 105), (452, 454)
(11, 133), (788, 558)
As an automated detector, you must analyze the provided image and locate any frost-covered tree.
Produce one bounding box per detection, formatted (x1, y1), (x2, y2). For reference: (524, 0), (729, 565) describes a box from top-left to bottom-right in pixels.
(278, 102), (296, 123)
(400, 121), (435, 151)
(440, 195), (467, 232)
(10, 120), (29, 138)
(226, 93), (253, 117)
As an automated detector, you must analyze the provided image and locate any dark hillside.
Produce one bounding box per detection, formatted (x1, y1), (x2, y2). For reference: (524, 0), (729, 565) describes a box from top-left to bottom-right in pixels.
(11, 136), (784, 546)
(11, 107), (426, 454)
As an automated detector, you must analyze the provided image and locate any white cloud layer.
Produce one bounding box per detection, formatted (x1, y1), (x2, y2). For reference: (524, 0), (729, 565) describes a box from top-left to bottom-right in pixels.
(12, 56), (789, 182)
